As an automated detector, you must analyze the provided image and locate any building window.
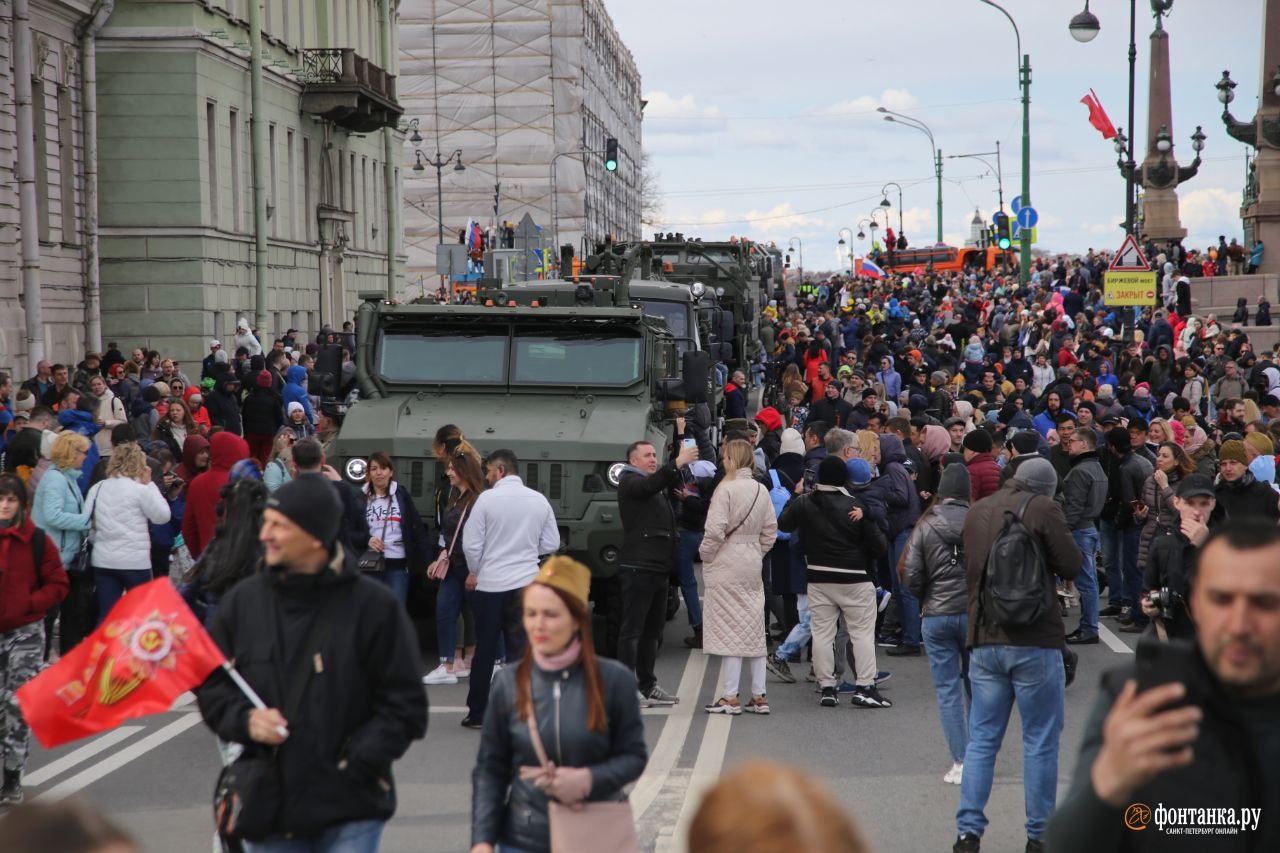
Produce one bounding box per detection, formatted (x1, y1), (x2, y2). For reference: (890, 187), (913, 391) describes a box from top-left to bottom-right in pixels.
(360, 155), (368, 248)
(206, 101), (220, 227)
(33, 78), (50, 243)
(302, 137), (313, 242)
(268, 124), (278, 238)
(229, 108), (242, 230)
(287, 129), (297, 241)
(58, 85), (77, 241)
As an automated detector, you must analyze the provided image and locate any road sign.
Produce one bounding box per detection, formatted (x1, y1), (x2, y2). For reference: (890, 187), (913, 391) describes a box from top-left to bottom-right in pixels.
(1016, 206), (1038, 230)
(1109, 234), (1150, 270)
(1104, 270), (1158, 306)
(1011, 224), (1037, 244)
(1011, 196), (1023, 214)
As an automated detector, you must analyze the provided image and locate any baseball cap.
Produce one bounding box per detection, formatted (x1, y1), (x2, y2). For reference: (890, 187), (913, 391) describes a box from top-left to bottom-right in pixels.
(1098, 414), (1122, 426)
(210, 339), (222, 348)
(1175, 474), (1215, 500)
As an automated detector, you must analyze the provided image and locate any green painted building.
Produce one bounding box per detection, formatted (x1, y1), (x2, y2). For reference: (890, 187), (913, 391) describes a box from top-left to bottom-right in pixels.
(96, 0), (405, 362)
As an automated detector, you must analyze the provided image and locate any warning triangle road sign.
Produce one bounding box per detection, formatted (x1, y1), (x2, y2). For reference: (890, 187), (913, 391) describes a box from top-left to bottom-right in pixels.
(1110, 234), (1150, 271)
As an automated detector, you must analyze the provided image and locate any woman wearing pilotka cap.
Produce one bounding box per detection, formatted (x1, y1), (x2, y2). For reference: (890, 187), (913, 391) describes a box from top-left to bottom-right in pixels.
(471, 556), (647, 853)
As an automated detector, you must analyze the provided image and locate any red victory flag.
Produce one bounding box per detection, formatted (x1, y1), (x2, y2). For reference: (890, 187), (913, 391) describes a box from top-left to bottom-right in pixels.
(1081, 89), (1117, 140)
(17, 579), (225, 748)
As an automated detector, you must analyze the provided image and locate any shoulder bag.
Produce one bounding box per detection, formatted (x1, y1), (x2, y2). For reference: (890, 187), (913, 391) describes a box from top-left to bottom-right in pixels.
(357, 493), (392, 573)
(427, 501), (471, 580)
(213, 589), (338, 841)
(66, 489), (97, 575)
(525, 702), (639, 853)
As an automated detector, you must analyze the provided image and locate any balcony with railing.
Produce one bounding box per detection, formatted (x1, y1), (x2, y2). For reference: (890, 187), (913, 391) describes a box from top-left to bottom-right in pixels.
(300, 48), (401, 132)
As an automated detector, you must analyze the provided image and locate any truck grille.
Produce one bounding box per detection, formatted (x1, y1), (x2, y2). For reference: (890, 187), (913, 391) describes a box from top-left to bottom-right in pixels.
(525, 462), (566, 502)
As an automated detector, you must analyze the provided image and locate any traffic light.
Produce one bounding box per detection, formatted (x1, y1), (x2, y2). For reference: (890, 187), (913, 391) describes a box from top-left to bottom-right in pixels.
(604, 138), (618, 172)
(994, 212), (1012, 250)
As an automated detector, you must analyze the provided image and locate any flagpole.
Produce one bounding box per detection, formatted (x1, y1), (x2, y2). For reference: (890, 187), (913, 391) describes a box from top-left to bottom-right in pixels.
(221, 662), (289, 739)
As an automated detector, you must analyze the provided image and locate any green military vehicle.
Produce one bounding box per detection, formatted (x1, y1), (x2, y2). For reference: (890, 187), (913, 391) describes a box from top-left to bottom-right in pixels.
(336, 276), (710, 614)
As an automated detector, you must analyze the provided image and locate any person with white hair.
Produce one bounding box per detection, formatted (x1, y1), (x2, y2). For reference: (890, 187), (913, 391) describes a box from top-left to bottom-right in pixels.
(232, 316), (263, 357)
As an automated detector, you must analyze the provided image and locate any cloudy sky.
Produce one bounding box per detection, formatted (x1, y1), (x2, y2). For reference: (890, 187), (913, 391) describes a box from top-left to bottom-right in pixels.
(608, 0), (1267, 272)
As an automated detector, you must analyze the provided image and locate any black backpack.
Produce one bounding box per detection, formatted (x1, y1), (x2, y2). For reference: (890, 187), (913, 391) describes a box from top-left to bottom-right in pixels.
(979, 493), (1048, 628)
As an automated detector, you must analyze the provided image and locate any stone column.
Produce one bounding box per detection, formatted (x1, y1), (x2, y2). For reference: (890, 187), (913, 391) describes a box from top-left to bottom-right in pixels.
(1139, 26), (1187, 242)
(1244, 0), (1280, 274)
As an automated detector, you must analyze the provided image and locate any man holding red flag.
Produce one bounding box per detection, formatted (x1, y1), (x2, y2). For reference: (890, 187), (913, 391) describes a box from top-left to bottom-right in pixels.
(195, 474), (427, 852)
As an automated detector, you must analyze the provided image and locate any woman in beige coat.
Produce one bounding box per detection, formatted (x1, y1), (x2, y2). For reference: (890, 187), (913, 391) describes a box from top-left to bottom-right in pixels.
(698, 439), (778, 715)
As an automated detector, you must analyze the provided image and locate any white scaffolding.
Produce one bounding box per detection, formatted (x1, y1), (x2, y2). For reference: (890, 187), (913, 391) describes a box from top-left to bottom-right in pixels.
(398, 0), (642, 282)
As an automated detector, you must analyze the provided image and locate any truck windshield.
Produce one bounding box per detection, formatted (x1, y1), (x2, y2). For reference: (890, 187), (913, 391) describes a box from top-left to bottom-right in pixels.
(638, 299), (688, 339)
(512, 331), (642, 386)
(379, 329), (507, 384)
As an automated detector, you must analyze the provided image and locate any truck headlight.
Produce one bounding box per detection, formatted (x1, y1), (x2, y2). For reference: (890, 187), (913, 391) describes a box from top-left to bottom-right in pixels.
(606, 462), (625, 487)
(691, 281), (705, 298)
(345, 457), (368, 482)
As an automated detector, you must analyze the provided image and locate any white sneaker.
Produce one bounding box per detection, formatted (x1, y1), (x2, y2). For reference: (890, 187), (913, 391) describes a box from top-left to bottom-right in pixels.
(453, 664), (471, 679)
(422, 664), (459, 685)
(944, 762), (964, 785)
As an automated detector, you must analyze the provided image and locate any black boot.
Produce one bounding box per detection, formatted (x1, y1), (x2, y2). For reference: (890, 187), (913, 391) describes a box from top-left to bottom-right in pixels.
(1, 768), (23, 804)
(683, 627), (703, 649)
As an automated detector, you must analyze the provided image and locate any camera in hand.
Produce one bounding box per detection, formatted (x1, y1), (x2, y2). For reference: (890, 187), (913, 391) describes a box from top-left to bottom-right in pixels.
(1146, 586), (1182, 620)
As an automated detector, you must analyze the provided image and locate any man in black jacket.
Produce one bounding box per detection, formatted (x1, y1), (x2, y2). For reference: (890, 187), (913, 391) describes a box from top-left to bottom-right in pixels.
(196, 476), (427, 848)
(1046, 520), (1280, 853)
(1061, 428), (1109, 645)
(1102, 429), (1153, 627)
(617, 438), (698, 707)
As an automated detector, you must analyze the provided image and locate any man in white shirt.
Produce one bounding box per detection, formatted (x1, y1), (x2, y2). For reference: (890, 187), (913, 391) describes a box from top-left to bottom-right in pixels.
(461, 448), (560, 728)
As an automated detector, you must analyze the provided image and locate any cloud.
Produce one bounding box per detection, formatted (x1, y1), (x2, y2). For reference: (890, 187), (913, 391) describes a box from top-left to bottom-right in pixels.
(655, 202), (825, 235)
(642, 92), (726, 133)
(1179, 187), (1239, 235)
(810, 88), (919, 118)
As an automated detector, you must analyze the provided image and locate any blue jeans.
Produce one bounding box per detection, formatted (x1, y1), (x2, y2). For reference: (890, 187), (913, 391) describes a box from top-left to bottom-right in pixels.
(676, 529), (704, 630)
(1071, 527), (1100, 635)
(1120, 526), (1145, 624)
(1099, 520), (1124, 606)
(244, 819), (384, 853)
(922, 614), (970, 764)
(366, 563), (408, 604)
(775, 593), (810, 660)
(436, 568), (469, 663)
(891, 529), (922, 646)
(958, 645), (1065, 840)
(93, 568), (154, 625)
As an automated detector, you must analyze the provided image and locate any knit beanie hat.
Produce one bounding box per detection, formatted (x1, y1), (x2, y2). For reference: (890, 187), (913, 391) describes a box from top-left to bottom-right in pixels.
(287, 401), (304, 417)
(1013, 457), (1058, 497)
(142, 385), (162, 404)
(1244, 432), (1275, 457)
(266, 474), (342, 549)
(256, 370), (273, 388)
(1010, 430), (1040, 455)
(942, 451), (966, 469)
(228, 459), (263, 482)
(1219, 440), (1248, 465)
(780, 428), (805, 457)
(13, 393), (35, 414)
(845, 458), (872, 486)
(937, 463), (971, 501)
(962, 429), (993, 454)
(1106, 428), (1132, 455)
(818, 456), (849, 487)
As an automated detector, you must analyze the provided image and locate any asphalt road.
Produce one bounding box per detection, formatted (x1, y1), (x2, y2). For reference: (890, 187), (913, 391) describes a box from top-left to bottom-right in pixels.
(18, 593), (1141, 853)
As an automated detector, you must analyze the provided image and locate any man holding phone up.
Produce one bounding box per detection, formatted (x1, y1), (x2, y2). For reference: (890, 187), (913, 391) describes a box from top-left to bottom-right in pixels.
(1046, 521), (1280, 852)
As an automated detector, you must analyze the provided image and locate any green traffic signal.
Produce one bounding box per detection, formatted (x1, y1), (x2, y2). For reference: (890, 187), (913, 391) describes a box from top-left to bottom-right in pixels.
(993, 211), (1011, 250)
(605, 137), (619, 172)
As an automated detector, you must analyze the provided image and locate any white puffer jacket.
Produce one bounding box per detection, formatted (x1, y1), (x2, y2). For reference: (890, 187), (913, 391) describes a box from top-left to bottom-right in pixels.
(84, 477), (171, 571)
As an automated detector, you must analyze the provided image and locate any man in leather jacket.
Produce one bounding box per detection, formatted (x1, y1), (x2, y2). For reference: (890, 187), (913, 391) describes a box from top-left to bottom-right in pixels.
(616, 439), (698, 706)
(1046, 520), (1280, 852)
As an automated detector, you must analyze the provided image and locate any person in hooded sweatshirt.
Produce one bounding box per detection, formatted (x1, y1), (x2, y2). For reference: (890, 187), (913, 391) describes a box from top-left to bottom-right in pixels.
(183, 385), (212, 435)
(175, 433), (210, 488)
(283, 364), (316, 426)
(182, 432), (250, 559)
(57, 397), (102, 494)
(204, 372), (243, 436)
(242, 370), (284, 467)
(232, 316), (263, 358)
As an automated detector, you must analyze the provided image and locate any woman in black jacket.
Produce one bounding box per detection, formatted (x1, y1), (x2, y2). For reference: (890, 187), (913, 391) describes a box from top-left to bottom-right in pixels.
(471, 556), (647, 853)
(361, 452), (429, 606)
(241, 370), (284, 466)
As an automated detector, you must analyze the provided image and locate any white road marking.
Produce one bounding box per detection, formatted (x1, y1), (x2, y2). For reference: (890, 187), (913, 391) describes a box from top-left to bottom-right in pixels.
(23, 726), (145, 787)
(427, 704), (673, 716)
(171, 691), (196, 709)
(1099, 624), (1133, 654)
(629, 648), (709, 820)
(36, 713), (205, 801)
(664, 658), (733, 853)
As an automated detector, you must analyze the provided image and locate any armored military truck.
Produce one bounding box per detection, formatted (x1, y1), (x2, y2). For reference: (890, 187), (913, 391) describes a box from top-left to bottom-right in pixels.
(337, 278), (709, 593)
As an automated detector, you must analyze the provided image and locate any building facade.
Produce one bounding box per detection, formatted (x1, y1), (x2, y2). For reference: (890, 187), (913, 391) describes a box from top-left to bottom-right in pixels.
(93, 0), (405, 364)
(399, 0), (642, 280)
(0, 0), (97, 378)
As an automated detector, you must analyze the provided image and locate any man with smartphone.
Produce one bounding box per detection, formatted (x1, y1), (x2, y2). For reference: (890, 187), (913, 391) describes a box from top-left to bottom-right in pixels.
(1046, 520), (1280, 851)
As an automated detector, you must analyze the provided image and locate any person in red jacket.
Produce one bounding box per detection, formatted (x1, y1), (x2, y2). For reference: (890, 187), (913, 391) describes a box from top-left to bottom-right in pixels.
(0, 472), (69, 803)
(181, 432), (250, 559)
(963, 428), (1003, 503)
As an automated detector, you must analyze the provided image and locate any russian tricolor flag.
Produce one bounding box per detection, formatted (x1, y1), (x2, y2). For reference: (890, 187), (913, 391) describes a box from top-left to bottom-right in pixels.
(857, 258), (885, 280)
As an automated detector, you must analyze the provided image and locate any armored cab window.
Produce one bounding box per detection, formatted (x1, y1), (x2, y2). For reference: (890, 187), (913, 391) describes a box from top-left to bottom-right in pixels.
(512, 328), (643, 386)
(378, 327), (508, 384)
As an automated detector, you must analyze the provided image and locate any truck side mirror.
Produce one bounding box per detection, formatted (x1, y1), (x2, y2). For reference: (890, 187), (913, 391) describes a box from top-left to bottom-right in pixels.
(718, 311), (734, 344)
(681, 351), (710, 405)
(309, 344), (343, 397)
(716, 342), (734, 362)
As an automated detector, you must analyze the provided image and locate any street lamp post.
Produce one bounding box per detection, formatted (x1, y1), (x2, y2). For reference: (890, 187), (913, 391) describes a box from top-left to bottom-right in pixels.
(837, 228), (855, 276)
(1069, 0), (1138, 236)
(880, 182), (905, 237)
(787, 236), (804, 292)
(411, 140), (465, 251)
(978, 0), (1031, 286)
(948, 142), (1005, 211)
(878, 108), (943, 244)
